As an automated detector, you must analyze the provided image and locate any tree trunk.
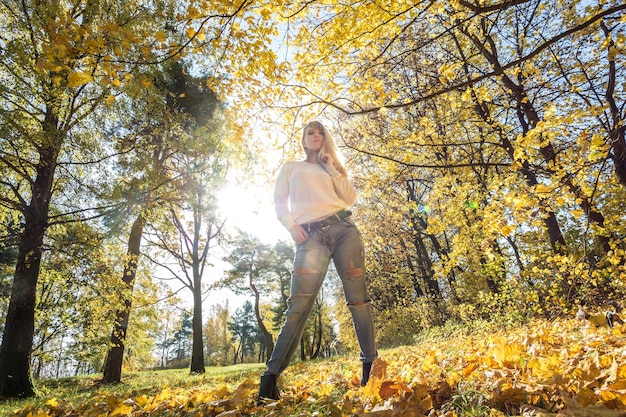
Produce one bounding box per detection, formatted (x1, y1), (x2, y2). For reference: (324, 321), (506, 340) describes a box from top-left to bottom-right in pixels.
(189, 205), (207, 373)
(610, 120), (626, 188)
(233, 341), (241, 364)
(190, 266), (205, 373)
(596, 22), (626, 189)
(406, 181), (459, 302)
(458, 26), (570, 254)
(398, 238), (424, 298)
(249, 268), (274, 361)
(0, 118), (60, 398)
(102, 213), (144, 383)
(311, 300), (322, 359)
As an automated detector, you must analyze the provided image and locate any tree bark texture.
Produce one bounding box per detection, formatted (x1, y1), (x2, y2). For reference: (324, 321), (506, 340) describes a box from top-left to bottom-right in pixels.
(102, 213), (144, 383)
(250, 273), (274, 362)
(189, 209), (206, 374)
(190, 267), (205, 373)
(0, 117), (60, 398)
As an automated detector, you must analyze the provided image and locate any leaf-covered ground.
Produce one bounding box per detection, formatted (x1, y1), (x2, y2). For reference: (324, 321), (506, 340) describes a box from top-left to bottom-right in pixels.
(6, 318), (626, 416)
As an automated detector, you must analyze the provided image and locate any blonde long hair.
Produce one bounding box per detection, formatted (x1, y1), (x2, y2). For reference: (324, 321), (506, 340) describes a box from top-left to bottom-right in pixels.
(301, 121), (348, 177)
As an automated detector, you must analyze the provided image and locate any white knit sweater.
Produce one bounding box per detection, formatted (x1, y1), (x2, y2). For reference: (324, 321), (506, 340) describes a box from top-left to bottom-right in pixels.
(274, 161), (356, 230)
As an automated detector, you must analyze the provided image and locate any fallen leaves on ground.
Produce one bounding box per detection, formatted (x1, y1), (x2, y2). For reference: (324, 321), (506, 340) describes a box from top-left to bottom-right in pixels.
(8, 318), (626, 416)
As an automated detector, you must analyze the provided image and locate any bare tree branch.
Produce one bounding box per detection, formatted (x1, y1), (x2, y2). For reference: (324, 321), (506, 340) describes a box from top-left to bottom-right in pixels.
(286, 4), (626, 115)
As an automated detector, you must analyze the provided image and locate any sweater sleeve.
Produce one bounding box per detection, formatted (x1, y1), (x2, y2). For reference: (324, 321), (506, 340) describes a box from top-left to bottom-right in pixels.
(274, 163), (297, 230)
(323, 163), (357, 206)
(331, 174), (357, 206)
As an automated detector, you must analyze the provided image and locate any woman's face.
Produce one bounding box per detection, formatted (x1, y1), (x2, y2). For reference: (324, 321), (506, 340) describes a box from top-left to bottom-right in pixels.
(303, 127), (325, 152)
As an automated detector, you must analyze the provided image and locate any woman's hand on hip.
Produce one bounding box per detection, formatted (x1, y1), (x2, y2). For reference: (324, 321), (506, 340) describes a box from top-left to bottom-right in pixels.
(289, 225), (308, 244)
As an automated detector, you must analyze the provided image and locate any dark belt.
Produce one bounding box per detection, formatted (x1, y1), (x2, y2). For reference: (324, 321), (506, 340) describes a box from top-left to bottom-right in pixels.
(301, 210), (352, 232)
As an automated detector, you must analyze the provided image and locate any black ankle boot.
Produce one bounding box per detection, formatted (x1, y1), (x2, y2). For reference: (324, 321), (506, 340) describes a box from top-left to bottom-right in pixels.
(361, 362), (373, 386)
(258, 374), (279, 404)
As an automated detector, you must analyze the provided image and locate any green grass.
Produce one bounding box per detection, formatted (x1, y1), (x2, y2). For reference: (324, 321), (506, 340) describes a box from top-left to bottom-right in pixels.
(0, 363), (264, 416)
(441, 381), (491, 417)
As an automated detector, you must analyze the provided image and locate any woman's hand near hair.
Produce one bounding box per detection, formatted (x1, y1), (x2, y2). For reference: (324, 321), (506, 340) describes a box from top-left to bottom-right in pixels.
(289, 224), (308, 244)
(320, 153), (339, 176)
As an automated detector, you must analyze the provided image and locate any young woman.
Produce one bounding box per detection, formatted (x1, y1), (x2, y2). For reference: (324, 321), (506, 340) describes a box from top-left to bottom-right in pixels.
(258, 120), (377, 403)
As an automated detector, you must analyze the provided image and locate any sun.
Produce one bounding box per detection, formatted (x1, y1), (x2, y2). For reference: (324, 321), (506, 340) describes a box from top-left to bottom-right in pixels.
(216, 183), (289, 242)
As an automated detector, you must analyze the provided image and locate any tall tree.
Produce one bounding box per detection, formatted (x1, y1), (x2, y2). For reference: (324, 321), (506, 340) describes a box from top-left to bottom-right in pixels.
(101, 214), (145, 382)
(267, 241), (295, 334)
(228, 301), (260, 364)
(0, 214), (19, 331)
(171, 312), (193, 368)
(0, 0), (263, 397)
(145, 114), (232, 373)
(204, 301), (233, 366)
(153, 295), (185, 369)
(102, 60), (221, 383)
(299, 292), (336, 361)
(221, 234), (290, 362)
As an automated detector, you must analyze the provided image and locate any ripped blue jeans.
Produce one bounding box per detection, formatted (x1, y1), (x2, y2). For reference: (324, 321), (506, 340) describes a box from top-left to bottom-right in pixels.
(264, 217), (377, 377)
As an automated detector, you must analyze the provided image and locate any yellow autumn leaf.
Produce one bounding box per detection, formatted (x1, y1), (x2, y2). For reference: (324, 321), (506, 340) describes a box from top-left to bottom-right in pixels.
(186, 5), (200, 18)
(260, 8), (272, 19)
(112, 79), (121, 87)
(316, 382), (334, 397)
(501, 225), (515, 237)
(528, 354), (563, 382)
(575, 387), (598, 406)
(134, 394), (148, 406)
(110, 403), (133, 416)
(460, 362), (478, 377)
(543, 103), (557, 119)
(601, 389), (618, 400)
(575, 350), (604, 381)
(535, 183), (551, 193)
(438, 62), (460, 82)
(490, 337), (524, 369)
(42, 62), (64, 72)
(590, 133), (605, 148)
(67, 71), (93, 88)
(474, 85), (493, 102)
(461, 87), (473, 102)
(105, 95), (115, 105)
(607, 380), (626, 391)
(425, 217), (442, 234)
(420, 352), (440, 374)
(155, 30), (167, 42)
(229, 378), (255, 407)
(446, 370), (461, 386)
(45, 398), (59, 407)
(27, 410), (51, 417)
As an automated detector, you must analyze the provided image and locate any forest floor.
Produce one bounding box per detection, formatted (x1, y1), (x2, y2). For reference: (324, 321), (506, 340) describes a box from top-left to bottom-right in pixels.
(2, 317), (626, 417)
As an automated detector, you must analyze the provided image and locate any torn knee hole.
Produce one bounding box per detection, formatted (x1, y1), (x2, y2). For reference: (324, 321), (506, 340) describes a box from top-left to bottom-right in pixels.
(290, 293), (312, 300)
(347, 300), (368, 307)
(343, 267), (363, 278)
(293, 267), (317, 275)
